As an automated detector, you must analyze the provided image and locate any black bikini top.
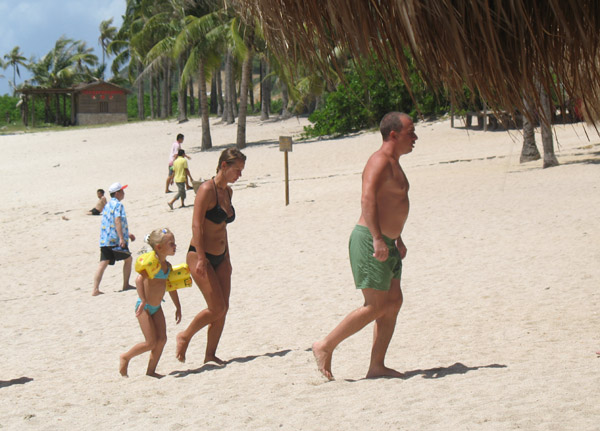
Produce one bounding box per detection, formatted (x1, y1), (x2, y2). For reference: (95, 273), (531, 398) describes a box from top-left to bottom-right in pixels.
(205, 179), (235, 224)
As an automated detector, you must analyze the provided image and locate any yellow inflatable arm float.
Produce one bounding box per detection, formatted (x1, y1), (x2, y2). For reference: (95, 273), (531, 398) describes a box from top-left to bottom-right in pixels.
(135, 251), (161, 278)
(167, 263), (192, 291)
(135, 251), (192, 291)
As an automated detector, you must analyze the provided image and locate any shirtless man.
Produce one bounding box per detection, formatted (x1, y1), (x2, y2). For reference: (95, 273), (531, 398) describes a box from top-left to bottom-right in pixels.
(312, 112), (417, 380)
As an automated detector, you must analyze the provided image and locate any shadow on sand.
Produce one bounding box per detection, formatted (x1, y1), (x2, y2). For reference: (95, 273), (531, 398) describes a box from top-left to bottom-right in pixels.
(170, 349), (292, 378)
(344, 362), (507, 382)
(0, 377), (33, 388)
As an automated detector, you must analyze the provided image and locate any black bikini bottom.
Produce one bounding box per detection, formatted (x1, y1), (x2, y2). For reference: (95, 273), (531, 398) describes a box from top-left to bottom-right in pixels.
(188, 245), (226, 268)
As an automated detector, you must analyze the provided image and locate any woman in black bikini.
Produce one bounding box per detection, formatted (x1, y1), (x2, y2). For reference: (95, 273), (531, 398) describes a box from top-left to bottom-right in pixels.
(176, 148), (246, 364)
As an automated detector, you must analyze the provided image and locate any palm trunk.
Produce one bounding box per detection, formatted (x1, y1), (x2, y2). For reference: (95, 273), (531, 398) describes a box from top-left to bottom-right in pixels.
(281, 80), (291, 119)
(137, 62), (145, 120)
(216, 66), (223, 117)
(539, 86), (559, 168)
(188, 79), (195, 116)
(260, 58), (271, 120)
(237, 46), (253, 149)
(224, 50), (235, 124)
(520, 97), (541, 163)
(210, 73), (217, 114)
(198, 58), (212, 150)
(177, 59), (187, 123)
(160, 67), (168, 118)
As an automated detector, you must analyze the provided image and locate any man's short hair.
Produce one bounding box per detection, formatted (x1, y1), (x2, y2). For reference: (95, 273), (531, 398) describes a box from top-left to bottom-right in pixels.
(178, 149), (185, 156)
(177, 133), (184, 141)
(380, 112), (407, 139)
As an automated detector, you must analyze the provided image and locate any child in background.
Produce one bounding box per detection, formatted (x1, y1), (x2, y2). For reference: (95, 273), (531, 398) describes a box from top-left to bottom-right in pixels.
(119, 228), (182, 377)
(87, 189), (107, 215)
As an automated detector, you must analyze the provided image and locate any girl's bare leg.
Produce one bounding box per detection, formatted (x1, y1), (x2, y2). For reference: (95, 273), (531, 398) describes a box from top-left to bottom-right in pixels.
(146, 308), (167, 377)
(120, 310), (157, 377)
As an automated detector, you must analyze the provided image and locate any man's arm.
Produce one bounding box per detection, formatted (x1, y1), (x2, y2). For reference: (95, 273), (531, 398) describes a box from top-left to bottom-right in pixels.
(115, 216), (125, 247)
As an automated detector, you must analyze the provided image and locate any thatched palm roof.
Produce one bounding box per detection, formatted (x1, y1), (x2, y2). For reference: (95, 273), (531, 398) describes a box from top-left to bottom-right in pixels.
(236, 0), (600, 121)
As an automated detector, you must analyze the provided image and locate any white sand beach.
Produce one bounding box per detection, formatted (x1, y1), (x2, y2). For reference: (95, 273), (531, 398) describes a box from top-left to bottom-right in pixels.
(0, 115), (599, 430)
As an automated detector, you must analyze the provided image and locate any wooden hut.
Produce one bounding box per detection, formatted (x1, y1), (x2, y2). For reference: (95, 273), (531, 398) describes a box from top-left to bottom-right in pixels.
(72, 81), (130, 125)
(18, 81), (130, 127)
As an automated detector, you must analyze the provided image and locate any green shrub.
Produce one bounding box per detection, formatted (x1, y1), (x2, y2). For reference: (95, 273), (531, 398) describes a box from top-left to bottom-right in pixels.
(302, 53), (450, 138)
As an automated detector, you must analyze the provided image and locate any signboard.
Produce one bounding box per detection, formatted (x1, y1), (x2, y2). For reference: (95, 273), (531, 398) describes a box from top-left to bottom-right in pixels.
(279, 136), (293, 152)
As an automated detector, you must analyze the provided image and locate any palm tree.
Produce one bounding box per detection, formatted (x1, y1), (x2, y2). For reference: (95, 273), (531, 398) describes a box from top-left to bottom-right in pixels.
(98, 18), (117, 78)
(29, 37), (98, 123)
(170, 2), (230, 149)
(110, 0), (155, 120)
(3, 46), (28, 94)
(233, 17), (254, 148)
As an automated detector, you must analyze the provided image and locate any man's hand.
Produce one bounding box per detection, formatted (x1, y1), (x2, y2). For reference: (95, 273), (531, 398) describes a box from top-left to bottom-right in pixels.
(372, 237), (389, 261)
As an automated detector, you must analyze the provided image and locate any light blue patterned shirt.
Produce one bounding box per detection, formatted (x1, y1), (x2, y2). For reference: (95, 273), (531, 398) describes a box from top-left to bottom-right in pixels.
(99, 197), (129, 247)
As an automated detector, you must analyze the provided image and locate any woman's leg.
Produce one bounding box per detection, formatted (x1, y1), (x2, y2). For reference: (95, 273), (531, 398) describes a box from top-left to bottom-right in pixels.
(176, 252), (227, 363)
(204, 257), (232, 364)
(119, 310), (157, 376)
(146, 308), (167, 377)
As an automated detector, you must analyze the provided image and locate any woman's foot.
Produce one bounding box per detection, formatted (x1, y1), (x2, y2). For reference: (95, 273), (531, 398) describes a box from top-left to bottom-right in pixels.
(119, 355), (129, 377)
(175, 333), (189, 363)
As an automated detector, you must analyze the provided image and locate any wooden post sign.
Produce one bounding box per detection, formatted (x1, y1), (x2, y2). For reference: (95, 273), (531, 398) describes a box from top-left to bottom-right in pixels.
(279, 136), (293, 205)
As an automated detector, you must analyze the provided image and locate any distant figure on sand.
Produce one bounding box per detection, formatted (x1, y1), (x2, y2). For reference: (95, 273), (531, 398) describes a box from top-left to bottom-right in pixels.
(176, 148), (246, 364)
(119, 228), (182, 377)
(312, 112), (417, 380)
(87, 189), (107, 215)
(168, 149), (194, 210)
(92, 182), (136, 296)
(165, 133), (192, 193)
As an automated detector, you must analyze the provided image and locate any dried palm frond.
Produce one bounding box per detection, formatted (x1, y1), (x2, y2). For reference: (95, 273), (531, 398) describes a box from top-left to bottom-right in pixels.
(234, 0), (600, 122)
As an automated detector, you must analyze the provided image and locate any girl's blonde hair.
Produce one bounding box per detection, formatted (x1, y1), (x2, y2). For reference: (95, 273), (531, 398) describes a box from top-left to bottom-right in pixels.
(144, 228), (173, 250)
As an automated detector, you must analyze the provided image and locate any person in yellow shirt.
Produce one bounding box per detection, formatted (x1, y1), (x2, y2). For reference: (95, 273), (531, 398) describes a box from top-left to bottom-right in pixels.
(168, 149), (194, 209)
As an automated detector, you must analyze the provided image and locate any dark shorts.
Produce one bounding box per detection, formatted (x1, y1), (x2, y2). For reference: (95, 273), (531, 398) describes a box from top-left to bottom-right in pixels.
(90, 208), (101, 215)
(188, 245), (226, 268)
(168, 165), (174, 176)
(100, 246), (130, 265)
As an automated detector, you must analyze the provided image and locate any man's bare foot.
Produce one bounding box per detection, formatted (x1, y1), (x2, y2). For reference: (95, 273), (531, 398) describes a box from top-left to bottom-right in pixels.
(146, 372), (164, 378)
(312, 341), (334, 381)
(175, 333), (189, 363)
(119, 355), (129, 377)
(121, 284), (135, 291)
(366, 365), (404, 379)
(204, 354), (226, 366)
(92, 290), (104, 296)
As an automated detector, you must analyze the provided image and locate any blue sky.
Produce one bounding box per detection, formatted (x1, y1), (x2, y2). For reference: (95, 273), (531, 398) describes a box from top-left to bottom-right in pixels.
(0, 0), (125, 95)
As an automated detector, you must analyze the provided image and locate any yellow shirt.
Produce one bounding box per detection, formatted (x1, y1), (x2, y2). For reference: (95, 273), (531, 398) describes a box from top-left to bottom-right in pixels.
(173, 156), (188, 183)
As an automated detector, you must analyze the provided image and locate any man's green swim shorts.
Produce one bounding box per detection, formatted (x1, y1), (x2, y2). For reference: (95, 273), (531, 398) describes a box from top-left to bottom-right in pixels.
(349, 224), (402, 291)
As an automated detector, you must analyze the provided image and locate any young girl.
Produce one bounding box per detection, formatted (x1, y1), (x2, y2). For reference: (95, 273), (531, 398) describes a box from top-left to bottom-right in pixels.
(119, 228), (182, 377)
